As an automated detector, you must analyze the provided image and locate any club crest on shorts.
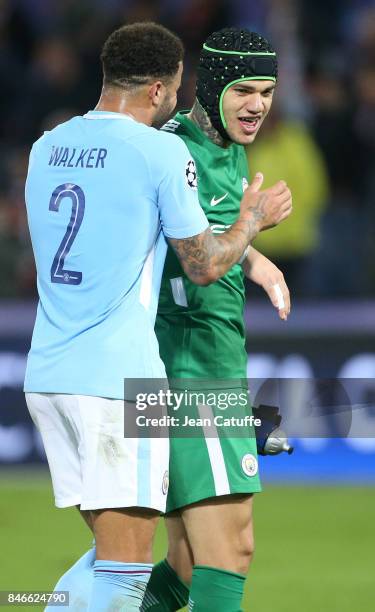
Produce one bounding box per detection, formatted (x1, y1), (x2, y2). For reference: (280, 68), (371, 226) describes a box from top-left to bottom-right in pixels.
(241, 453), (258, 477)
(242, 177), (249, 192)
(185, 159), (198, 190)
(162, 470), (169, 495)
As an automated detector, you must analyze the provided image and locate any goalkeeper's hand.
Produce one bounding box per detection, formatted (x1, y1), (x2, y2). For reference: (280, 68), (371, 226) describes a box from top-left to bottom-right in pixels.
(242, 246), (290, 321)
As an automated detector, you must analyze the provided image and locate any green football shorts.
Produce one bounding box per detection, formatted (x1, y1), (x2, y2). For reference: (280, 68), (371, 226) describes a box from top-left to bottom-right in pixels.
(165, 384), (262, 513)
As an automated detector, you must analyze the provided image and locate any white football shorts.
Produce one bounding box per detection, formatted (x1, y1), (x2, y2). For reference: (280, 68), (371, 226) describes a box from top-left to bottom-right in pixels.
(25, 393), (169, 512)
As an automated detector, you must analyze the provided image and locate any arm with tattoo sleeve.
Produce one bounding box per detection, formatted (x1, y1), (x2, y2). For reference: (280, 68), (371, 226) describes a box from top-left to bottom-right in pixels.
(168, 174), (292, 286)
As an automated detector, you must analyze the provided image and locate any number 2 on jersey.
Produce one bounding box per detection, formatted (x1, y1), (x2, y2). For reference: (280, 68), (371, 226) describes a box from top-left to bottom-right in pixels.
(49, 183), (85, 285)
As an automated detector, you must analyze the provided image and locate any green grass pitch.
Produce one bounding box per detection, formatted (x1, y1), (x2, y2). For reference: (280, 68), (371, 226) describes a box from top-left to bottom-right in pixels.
(0, 470), (374, 611)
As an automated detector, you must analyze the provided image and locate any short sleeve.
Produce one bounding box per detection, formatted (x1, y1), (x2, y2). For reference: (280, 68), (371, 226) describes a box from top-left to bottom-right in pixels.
(156, 134), (209, 239)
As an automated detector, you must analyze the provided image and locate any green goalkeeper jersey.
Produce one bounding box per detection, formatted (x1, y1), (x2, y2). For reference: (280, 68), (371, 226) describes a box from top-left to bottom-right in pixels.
(156, 111), (250, 379)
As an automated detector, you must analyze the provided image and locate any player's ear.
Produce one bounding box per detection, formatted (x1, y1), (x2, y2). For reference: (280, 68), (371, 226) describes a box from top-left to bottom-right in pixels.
(149, 81), (164, 107)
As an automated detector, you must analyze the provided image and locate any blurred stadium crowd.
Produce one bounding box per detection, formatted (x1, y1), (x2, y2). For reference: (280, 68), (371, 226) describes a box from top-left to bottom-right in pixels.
(0, 0), (374, 298)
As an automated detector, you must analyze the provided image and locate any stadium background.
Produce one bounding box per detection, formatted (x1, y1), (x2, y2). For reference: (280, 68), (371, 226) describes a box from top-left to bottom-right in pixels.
(0, 0), (374, 610)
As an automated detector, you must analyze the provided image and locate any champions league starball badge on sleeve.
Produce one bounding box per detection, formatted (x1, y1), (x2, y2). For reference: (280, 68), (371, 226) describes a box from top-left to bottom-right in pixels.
(185, 159), (198, 190)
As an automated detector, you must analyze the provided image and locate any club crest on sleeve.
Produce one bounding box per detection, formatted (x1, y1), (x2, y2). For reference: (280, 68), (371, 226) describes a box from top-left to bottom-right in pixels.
(185, 159), (198, 190)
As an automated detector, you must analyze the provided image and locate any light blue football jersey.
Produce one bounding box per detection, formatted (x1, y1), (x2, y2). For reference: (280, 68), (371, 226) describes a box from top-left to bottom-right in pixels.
(24, 110), (208, 399)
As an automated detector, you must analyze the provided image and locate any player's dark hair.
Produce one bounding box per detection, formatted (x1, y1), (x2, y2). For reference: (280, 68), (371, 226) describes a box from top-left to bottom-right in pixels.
(101, 22), (184, 89)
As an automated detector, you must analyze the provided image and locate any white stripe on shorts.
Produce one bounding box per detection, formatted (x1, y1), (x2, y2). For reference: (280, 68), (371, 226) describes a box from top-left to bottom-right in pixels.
(197, 404), (230, 497)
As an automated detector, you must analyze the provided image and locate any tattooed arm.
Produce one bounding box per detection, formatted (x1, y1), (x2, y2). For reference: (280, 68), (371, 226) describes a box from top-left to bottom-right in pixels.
(168, 219), (258, 286)
(168, 174), (292, 285)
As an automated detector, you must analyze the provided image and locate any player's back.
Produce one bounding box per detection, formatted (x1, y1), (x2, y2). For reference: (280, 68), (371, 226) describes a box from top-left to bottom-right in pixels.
(25, 111), (170, 399)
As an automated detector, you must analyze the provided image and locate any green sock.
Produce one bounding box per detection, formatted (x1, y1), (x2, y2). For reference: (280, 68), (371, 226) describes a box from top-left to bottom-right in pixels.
(188, 566), (246, 611)
(141, 559), (190, 611)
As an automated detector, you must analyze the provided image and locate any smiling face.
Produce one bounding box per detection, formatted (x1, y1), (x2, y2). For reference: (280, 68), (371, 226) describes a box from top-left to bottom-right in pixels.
(221, 79), (276, 145)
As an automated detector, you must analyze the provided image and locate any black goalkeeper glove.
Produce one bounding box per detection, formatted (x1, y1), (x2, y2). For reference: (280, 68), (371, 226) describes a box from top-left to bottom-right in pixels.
(252, 404), (294, 456)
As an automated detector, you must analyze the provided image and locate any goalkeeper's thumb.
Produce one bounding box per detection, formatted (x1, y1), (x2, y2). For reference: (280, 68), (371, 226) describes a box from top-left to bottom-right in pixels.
(247, 172), (264, 193)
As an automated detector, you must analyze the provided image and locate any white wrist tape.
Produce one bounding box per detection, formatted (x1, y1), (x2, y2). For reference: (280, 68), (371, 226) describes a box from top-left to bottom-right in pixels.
(272, 283), (285, 309)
